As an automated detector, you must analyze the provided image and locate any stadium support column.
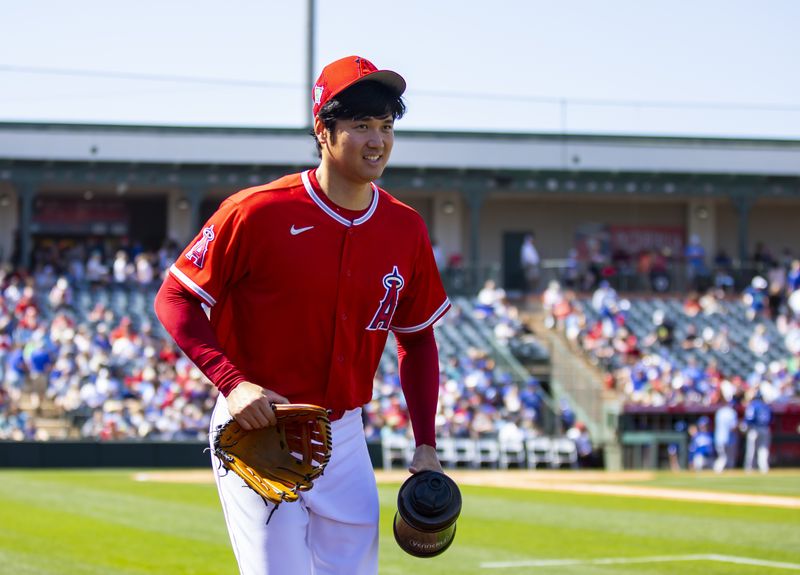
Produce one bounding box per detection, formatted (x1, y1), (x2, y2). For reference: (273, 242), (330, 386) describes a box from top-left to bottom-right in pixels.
(465, 186), (485, 292)
(733, 196), (751, 267)
(306, 0), (316, 133)
(169, 185), (206, 245)
(431, 194), (462, 271)
(16, 180), (35, 271)
(185, 186), (203, 238)
(687, 199), (716, 266)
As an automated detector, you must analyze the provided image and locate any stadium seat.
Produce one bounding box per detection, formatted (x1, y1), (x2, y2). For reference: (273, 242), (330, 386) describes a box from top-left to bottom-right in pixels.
(381, 435), (411, 470)
(498, 437), (526, 469)
(526, 436), (554, 469)
(551, 437), (579, 469)
(475, 438), (501, 468)
(435, 437), (457, 467)
(452, 438), (479, 468)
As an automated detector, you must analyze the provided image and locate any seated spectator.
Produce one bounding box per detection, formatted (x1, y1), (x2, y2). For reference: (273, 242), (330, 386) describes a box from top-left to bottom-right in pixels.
(566, 421), (593, 467)
(788, 259), (800, 292)
(642, 309), (675, 348)
(748, 324), (771, 357)
(683, 291), (702, 317)
(790, 288), (800, 319)
(681, 324), (702, 351)
(784, 319), (800, 355)
(47, 277), (73, 310)
(712, 249), (735, 292)
(558, 398), (576, 432)
(612, 326), (640, 363)
(475, 279), (507, 317)
(111, 250), (133, 286)
(699, 288), (724, 316)
(753, 241), (774, 272)
(710, 325), (732, 354)
(561, 248), (581, 290)
(636, 250), (654, 291)
(649, 247), (672, 293)
(497, 416), (526, 446)
(610, 247), (633, 283)
(134, 253), (156, 288)
(85, 253), (108, 286)
(541, 280), (564, 329)
(684, 234), (709, 289)
(767, 262), (787, 320)
(743, 276), (769, 321)
(591, 280), (617, 315)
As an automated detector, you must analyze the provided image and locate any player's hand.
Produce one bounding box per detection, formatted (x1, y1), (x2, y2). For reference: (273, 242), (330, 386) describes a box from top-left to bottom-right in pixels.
(226, 381), (289, 430)
(409, 444), (444, 474)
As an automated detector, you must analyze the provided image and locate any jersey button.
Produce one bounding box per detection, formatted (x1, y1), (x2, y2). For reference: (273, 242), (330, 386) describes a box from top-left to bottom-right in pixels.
(341, 313), (348, 320)
(337, 355), (345, 363)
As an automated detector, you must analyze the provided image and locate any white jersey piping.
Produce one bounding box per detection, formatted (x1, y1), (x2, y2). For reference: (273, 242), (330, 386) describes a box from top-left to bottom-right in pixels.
(301, 170), (379, 227)
(169, 264), (217, 307)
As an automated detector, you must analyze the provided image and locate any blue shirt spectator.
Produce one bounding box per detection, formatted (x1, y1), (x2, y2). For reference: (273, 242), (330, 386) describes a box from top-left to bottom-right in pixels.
(744, 396), (772, 428)
(787, 259), (800, 291)
(744, 393), (773, 473)
(689, 416), (714, 470)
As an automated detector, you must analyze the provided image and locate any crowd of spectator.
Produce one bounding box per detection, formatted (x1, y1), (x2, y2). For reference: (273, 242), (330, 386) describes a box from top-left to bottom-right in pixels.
(2, 240), (558, 451)
(1, 239), (211, 441)
(549, 234), (798, 299)
(364, 279), (553, 449)
(8, 235), (797, 472)
(542, 251), (800, 410)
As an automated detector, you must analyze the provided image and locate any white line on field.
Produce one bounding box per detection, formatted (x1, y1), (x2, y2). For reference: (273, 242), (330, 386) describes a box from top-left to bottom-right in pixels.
(708, 555), (800, 571)
(481, 553), (800, 570)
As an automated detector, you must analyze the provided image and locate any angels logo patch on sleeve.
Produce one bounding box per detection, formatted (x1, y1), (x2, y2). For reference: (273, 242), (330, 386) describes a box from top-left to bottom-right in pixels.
(366, 266), (404, 331)
(185, 225), (215, 269)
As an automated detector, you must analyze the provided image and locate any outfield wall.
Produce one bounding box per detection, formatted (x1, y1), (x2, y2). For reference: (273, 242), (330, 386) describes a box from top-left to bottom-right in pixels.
(1, 436), (797, 470)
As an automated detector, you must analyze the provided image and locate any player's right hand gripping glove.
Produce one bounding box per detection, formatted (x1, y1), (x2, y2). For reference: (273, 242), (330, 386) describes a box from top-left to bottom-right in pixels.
(212, 404), (332, 519)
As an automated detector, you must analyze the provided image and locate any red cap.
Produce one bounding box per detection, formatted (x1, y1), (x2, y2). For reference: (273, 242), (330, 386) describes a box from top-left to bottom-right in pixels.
(312, 55), (406, 117)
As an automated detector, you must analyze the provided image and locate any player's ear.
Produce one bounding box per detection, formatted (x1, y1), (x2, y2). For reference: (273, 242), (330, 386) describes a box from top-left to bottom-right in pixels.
(314, 116), (328, 146)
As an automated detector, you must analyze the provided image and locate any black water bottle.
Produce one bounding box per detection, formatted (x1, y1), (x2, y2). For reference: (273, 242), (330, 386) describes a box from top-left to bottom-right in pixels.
(393, 470), (462, 558)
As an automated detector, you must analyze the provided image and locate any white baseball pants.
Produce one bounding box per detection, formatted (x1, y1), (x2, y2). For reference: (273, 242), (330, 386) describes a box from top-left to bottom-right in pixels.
(209, 395), (379, 575)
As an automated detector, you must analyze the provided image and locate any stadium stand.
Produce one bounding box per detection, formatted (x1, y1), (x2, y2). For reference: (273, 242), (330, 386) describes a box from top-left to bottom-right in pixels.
(547, 279), (798, 407)
(2, 245), (578, 469)
(541, 269), (800, 468)
(3, 235), (799, 469)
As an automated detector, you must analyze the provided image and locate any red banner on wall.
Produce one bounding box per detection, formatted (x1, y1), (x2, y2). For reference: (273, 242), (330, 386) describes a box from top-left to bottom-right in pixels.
(609, 225), (685, 255)
(31, 198), (129, 235)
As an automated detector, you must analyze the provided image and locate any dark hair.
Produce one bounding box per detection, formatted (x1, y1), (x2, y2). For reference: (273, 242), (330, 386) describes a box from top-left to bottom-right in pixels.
(310, 80), (406, 157)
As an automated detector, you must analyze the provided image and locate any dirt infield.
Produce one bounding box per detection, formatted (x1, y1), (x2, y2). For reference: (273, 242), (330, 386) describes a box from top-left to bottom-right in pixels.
(133, 469), (800, 509)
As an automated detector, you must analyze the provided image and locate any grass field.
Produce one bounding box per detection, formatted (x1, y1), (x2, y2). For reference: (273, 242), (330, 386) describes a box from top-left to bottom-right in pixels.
(1, 469), (798, 574)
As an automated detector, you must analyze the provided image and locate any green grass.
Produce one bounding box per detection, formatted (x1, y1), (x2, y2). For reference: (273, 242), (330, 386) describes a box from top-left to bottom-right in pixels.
(0, 469), (798, 574)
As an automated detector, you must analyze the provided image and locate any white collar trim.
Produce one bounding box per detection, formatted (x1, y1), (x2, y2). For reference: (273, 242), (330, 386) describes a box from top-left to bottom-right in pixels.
(301, 170), (379, 227)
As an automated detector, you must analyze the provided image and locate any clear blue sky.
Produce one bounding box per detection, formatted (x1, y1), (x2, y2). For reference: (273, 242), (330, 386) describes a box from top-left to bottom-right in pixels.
(2, 0), (799, 139)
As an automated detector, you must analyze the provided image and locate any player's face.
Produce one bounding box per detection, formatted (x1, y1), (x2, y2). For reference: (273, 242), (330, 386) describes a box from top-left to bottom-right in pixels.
(323, 115), (395, 184)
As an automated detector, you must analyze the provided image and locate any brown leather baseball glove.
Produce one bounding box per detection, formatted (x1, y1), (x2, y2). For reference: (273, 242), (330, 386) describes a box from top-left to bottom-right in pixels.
(212, 404), (332, 512)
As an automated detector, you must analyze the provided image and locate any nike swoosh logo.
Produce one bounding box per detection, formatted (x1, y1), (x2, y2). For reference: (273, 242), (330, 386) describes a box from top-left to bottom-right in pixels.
(290, 225), (314, 236)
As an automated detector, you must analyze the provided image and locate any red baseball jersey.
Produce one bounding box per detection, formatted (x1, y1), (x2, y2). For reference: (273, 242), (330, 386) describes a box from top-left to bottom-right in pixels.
(169, 170), (450, 412)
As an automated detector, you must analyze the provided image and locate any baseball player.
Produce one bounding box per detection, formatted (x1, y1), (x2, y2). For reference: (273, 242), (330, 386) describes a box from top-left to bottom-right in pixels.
(712, 396), (739, 473)
(689, 416), (714, 471)
(743, 390), (772, 473)
(154, 55), (449, 575)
